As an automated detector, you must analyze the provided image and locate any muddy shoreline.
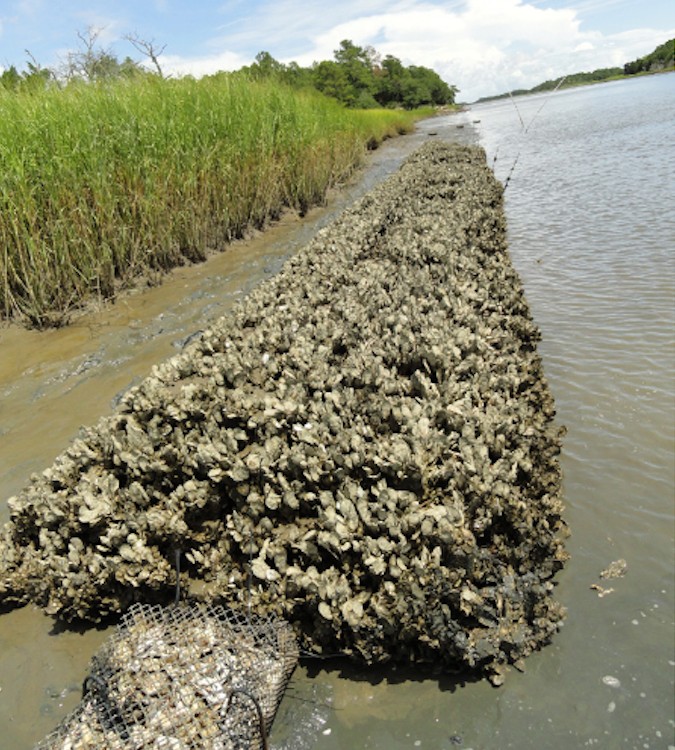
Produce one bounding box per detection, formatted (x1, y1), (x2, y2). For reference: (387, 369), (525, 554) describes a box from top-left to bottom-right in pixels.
(1, 142), (566, 693)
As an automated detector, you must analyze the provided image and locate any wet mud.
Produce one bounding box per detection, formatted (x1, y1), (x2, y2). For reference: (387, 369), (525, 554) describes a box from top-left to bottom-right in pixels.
(0, 142), (567, 687)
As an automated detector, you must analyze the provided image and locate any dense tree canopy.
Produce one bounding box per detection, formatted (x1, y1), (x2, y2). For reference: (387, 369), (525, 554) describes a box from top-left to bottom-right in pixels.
(624, 39), (674, 75)
(242, 40), (458, 109)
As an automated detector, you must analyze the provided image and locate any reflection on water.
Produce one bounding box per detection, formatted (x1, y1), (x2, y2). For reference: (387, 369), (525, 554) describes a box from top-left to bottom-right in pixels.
(1, 75), (674, 749)
(472, 73), (675, 750)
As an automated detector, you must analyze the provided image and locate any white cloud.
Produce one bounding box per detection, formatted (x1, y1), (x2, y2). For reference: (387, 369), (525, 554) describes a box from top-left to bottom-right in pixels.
(293, 0), (675, 100)
(163, 50), (250, 78)
(150, 0), (675, 101)
(281, 0), (594, 100)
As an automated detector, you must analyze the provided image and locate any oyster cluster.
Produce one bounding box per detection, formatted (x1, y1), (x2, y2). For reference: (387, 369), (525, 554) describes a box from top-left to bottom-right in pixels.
(0, 142), (567, 681)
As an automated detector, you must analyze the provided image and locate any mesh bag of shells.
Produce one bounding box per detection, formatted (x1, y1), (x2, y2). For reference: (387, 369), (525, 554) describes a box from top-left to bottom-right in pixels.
(35, 602), (298, 750)
(0, 141), (568, 683)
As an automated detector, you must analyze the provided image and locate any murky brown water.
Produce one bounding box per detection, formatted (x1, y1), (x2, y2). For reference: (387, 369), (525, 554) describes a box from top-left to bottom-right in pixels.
(2, 75), (674, 750)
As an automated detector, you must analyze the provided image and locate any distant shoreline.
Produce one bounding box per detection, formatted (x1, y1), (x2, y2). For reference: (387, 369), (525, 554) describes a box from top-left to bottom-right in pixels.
(472, 66), (675, 105)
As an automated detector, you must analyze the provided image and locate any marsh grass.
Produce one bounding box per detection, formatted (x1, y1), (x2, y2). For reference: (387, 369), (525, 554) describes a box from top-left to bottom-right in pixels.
(0, 75), (418, 326)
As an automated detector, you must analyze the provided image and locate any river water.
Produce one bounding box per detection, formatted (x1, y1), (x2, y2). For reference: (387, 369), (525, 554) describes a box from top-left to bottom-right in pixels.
(1, 73), (673, 749)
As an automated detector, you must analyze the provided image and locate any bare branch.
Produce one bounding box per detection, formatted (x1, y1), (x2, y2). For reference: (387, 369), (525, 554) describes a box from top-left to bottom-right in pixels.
(77, 26), (102, 57)
(124, 33), (166, 78)
(60, 26), (115, 82)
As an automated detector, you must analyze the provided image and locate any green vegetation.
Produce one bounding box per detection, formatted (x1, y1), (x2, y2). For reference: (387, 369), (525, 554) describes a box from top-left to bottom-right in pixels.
(0, 75), (420, 327)
(624, 38), (675, 75)
(0, 31), (456, 327)
(501, 66), (624, 99)
(480, 38), (675, 102)
(0, 31), (457, 110)
(0, 29), (156, 91)
(242, 40), (457, 110)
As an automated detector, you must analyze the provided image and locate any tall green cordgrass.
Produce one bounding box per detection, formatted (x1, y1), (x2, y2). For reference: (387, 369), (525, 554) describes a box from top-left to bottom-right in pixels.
(0, 75), (418, 327)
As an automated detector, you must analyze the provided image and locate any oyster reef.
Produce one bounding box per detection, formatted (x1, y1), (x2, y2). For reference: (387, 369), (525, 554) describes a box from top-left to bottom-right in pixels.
(0, 142), (567, 682)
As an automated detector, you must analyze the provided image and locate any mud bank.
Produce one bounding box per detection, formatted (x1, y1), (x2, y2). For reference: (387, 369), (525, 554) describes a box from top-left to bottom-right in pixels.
(0, 142), (567, 682)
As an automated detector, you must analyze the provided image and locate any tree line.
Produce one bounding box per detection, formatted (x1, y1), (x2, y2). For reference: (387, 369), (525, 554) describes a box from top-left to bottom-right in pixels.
(0, 30), (457, 110)
(497, 66), (624, 99)
(240, 40), (457, 109)
(623, 38), (674, 75)
(479, 38), (675, 102)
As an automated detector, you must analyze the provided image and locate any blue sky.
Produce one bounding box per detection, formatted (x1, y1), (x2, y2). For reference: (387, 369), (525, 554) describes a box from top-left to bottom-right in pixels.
(1, 0), (673, 100)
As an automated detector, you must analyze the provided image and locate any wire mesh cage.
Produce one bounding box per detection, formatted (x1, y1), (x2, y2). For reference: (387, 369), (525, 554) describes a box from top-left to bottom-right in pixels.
(35, 602), (299, 750)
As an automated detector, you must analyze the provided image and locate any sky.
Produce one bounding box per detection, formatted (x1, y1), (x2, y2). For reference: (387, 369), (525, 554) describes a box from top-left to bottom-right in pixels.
(0, 0), (673, 101)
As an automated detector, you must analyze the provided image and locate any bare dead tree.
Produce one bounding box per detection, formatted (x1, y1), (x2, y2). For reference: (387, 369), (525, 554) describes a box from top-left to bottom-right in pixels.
(60, 26), (119, 82)
(124, 33), (166, 78)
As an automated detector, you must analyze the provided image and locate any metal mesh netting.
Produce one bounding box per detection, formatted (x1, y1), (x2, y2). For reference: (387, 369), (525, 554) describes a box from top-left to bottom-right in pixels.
(35, 602), (299, 750)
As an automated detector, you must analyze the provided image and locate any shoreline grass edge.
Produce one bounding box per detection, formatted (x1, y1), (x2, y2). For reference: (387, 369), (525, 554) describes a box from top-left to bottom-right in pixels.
(0, 76), (431, 328)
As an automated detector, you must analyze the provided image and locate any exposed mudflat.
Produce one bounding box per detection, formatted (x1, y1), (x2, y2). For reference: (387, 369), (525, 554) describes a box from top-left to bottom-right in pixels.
(0, 141), (567, 683)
